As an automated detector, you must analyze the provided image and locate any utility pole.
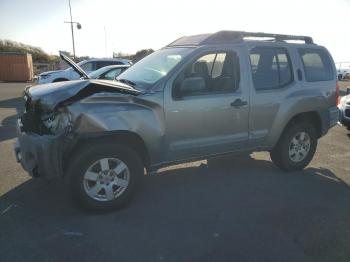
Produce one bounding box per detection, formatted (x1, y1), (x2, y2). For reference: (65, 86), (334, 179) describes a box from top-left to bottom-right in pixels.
(69, 0), (75, 61)
(64, 0), (81, 61)
(104, 26), (107, 58)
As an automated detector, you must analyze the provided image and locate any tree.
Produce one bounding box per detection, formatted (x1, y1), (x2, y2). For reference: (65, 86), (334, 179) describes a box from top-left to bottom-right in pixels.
(0, 39), (59, 63)
(132, 49), (154, 63)
(113, 49), (154, 63)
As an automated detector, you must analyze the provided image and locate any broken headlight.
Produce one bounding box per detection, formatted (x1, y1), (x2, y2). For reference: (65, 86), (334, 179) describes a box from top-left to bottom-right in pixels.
(41, 110), (71, 134)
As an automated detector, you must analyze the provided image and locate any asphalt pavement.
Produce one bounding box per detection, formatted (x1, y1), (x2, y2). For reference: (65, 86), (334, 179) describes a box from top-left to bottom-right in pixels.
(0, 82), (350, 262)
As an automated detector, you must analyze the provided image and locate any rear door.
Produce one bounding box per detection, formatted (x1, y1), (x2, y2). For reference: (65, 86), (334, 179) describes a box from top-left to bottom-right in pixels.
(248, 45), (297, 147)
(163, 47), (250, 161)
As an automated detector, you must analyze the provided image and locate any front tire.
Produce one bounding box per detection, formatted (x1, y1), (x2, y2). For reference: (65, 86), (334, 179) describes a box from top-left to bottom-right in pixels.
(67, 143), (144, 211)
(270, 122), (317, 171)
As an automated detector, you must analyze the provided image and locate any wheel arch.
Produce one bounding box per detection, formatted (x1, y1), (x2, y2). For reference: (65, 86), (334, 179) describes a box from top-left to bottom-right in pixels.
(275, 111), (322, 148)
(63, 130), (151, 175)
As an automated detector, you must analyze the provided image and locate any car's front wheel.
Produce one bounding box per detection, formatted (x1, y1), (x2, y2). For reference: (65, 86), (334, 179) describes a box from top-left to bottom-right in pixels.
(270, 122), (317, 171)
(67, 143), (144, 211)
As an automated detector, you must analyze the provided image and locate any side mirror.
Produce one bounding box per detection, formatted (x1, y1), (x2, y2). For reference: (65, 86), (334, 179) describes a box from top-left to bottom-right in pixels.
(179, 77), (206, 97)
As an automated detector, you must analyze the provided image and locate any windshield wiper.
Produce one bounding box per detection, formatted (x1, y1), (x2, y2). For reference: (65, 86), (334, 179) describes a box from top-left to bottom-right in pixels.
(117, 78), (137, 87)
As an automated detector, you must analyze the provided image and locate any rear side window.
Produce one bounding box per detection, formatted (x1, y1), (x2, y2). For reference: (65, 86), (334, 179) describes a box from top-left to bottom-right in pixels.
(249, 47), (293, 90)
(298, 49), (334, 82)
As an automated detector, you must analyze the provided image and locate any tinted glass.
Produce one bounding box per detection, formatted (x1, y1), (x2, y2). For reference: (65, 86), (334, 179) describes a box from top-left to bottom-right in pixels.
(298, 49), (334, 82)
(96, 62), (109, 69)
(80, 62), (94, 72)
(277, 49), (293, 86)
(250, 47), (293, 90)
(250, 47), (279, 90)
(98, 61), (123, 69)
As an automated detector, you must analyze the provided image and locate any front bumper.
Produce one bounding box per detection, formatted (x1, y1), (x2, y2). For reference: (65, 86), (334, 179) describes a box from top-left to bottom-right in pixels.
(14, 118), (66, 180)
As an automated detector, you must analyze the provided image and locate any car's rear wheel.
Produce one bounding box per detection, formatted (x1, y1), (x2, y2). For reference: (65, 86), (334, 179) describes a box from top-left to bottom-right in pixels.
(67, 143), (143, 211)
(270, 122), (317, 171)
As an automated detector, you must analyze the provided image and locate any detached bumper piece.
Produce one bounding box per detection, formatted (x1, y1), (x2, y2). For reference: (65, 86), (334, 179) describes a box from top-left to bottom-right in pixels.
(14, 119), (65, 180)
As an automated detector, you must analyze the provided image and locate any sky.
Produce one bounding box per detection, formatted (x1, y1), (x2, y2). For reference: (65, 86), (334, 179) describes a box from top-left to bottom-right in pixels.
(0, 0), (349, 62)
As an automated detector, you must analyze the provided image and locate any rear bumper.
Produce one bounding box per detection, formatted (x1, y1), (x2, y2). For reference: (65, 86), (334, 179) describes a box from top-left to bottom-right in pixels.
(319, 106), (339, 136)
(14, 118), (65, 180)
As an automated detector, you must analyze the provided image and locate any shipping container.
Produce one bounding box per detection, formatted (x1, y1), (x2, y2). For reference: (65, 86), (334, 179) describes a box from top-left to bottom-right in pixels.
(0, 52), (34, 82)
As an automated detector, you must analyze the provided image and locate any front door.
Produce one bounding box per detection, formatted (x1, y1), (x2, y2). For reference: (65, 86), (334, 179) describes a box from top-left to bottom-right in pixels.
(164, 48), (250, 161)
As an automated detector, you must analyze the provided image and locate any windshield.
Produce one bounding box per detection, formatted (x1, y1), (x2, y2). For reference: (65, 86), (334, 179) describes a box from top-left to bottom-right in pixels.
(117, 48), (192, 90)
(88, 67), (110, 79)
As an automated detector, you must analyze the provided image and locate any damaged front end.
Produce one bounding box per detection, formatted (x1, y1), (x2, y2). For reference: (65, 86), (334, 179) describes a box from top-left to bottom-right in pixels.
(14, 79), (141, 180)
(15, 89), (74, 180)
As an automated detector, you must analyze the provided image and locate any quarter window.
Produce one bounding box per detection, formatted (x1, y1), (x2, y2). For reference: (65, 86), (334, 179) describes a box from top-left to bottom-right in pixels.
(298, 49), (334, 82)
(249, 47), (293, 90)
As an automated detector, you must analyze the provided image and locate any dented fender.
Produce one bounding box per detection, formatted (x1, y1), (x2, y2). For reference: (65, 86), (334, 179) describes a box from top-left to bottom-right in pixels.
(65, 92), (165, 165)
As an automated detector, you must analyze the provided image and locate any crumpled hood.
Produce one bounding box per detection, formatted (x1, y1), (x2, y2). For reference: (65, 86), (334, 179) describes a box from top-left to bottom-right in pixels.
(25, 79), (142, 111)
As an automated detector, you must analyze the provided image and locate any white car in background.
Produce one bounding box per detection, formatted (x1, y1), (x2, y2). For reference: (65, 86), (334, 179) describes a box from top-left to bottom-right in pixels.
(88, 64), (130, 80)
(336, 62), (350, 80)
(37, 58), (131, 84)
(338, 88), (350, 129)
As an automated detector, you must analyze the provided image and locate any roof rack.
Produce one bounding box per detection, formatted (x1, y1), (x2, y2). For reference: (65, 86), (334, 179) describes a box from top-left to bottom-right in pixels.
(211, 31), (314, 44)
(167, 31), (314, 47)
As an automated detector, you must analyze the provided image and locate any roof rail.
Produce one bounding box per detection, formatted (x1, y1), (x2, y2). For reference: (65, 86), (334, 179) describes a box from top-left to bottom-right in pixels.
(166, 31), (314, 47)
(202, 31), (314, 44)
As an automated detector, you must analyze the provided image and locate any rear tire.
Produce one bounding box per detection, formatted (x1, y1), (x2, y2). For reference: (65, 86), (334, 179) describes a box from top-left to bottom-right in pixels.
(270, 122), (317, 171)
(67, 143), (144, 211)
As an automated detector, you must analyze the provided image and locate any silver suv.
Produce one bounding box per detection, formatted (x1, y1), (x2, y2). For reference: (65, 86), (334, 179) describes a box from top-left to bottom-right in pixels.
(14, 31), (339, 211)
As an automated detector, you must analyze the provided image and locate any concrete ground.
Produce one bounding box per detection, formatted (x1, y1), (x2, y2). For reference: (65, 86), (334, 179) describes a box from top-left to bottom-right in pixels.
(0, 82), (350, 262)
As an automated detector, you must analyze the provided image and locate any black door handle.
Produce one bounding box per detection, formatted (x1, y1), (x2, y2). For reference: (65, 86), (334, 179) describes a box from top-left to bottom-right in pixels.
(230, 98), (248, 108)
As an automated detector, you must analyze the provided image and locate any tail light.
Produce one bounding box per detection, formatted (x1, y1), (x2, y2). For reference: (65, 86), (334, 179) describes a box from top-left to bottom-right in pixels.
(336, 81), (340, 105)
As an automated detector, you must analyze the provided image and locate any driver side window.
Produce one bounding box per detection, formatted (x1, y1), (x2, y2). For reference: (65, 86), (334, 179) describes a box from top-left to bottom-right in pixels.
(173, 51), (240, 98)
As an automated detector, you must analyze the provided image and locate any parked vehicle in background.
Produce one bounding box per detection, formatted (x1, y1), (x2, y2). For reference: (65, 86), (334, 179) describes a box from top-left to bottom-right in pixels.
(15, 31), (339, 211)
(37, 57), (131, 84)
(336, 62), (350, 80)
(88, 65), (130, 80)
(338, 87), (350, 129)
